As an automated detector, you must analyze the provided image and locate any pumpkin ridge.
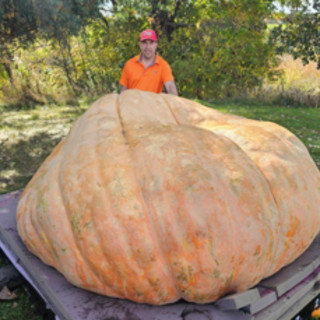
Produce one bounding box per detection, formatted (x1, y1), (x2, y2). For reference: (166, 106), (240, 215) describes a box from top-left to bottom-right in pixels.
(268, 133), (320, 267)
(79, 105), (124, 297)
(33, 142), (70, 266)
(58, 119), (93, 267)
(18, 188), (55, 266)
(244, 120), (308, 156)
(198, 128), (282, 291)
(196, 122), (287, 273)
(188, 129), (241, 298)
(128, 125), (200, 301)
(116, 93), (129, 143)
(56, 177), (108, 291)
(116, 95), (181, 302)
(209, 123), (319, 271)
(28, 145), (69, 267)
(17, 190), (36, 253)
(197, 131), (244, 293)
(131, 145), (184, 301)
(161, 94), (180, 125)
(56, 116), (113, 292)
(256, 122), (320, 182)
(209, 125), (289, 275)
(33, 187), (59, 265)
(130, 125), (240, 301)
(183, 128), (240, 297)
(99, 97), (165, 298)
(62, 95), (138, 297)
(132, 177), (182, 301)
(249, 125), (318, 260)
(67, 96), (150, 300)
(213, 127), (282, 276)
(115, 94), (150, 281)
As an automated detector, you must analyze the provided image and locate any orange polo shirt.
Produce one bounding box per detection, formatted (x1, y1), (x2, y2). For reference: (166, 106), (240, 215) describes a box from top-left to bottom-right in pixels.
(119, 54), (174, 93)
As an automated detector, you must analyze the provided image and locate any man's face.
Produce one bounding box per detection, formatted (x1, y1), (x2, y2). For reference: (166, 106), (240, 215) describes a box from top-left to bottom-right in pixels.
(140, 40), (157, 60)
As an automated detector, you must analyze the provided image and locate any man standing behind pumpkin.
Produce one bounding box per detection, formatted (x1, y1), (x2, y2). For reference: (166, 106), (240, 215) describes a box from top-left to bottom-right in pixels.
(120, 29), (178, 96)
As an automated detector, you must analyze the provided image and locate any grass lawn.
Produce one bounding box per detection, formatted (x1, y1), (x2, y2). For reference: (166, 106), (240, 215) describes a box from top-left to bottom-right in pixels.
(0, 284), (43, 320)
(0, 98), (319, 319)
(0, 104), (88, 195)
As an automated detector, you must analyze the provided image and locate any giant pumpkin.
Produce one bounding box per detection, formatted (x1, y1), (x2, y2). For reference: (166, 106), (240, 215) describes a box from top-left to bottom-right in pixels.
(17, 90), (320, 305)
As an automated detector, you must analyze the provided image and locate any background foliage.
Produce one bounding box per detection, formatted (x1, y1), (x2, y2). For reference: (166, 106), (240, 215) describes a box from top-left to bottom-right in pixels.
(0, 0), (318, 106)
(272, 0), (320, 68)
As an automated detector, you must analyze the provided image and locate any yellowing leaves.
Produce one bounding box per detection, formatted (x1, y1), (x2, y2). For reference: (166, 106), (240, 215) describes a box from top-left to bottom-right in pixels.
(6, 12), (14, 19)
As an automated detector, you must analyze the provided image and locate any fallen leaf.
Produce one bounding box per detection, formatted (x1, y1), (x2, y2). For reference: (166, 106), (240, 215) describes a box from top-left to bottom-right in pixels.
(0, 286), (18, 300)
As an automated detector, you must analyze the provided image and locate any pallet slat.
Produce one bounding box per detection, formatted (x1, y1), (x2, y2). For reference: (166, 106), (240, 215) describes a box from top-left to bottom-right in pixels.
(254, 266), (320, 320)
(242, 287), (277, 314)
(214, 289), (260, 311)
(1, 190), (320, 320)
(259, 237), (320, 296)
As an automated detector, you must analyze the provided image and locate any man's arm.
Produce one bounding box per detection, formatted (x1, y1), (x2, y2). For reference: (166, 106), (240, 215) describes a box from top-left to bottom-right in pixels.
(119, 60), (129, 93)
(164, 81), (178, 96)
(120, 85), (128, 93)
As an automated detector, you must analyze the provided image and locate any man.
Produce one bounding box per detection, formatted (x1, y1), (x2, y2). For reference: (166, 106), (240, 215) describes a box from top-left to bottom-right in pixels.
(120, 29), (178, 95)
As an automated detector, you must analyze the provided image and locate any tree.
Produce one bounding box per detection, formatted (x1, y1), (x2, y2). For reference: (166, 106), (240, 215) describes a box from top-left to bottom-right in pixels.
(270, 0), (320, 68)
(0, 0), (103, 88)
(4, 0), (317, 104)
(103, 0), (202, 41)
(0, 0), (103, 44)
(102, 0), (279, 99)
(163, 0), (278, 99)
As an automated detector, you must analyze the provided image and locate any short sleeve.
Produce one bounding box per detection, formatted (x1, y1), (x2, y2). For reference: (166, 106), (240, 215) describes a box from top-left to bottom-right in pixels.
(119, 62), (129, 87)
(162, 61), (174, 83)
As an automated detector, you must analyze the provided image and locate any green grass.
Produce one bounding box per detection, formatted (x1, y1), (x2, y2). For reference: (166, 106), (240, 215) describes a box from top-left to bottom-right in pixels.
(0, 99), (319, 319)
(0, 288), (42, 320)
(0, 104), (88, 194)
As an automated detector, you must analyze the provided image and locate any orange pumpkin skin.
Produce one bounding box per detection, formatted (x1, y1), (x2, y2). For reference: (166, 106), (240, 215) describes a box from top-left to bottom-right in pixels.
(17, 90), (320, 305)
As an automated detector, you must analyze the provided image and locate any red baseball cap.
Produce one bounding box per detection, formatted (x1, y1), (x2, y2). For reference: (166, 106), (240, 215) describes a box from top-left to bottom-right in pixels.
(140, 29), (157, 42)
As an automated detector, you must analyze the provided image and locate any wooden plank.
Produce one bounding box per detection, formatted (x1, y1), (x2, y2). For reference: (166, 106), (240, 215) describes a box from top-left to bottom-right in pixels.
(254, 265), (320, 320)
(259, 234), (320, 297)
(214, 289), (260, 311)
(182, 306), (253, 320)
(276, 279), (320, 320)
(0, 191), (252, 320)
(242, 287), (277, 315)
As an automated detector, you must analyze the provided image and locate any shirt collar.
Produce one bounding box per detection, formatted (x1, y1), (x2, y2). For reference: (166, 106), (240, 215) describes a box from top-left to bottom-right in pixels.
(136, 53), (159, 66)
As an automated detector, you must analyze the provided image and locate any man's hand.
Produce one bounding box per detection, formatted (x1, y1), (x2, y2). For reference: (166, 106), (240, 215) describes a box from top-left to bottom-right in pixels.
(120, 85), (128, 93)
(164, 81), (178, 96)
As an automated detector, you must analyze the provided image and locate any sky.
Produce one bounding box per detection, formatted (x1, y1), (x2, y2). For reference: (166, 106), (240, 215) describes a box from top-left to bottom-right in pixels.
(273, 0), (318, 13)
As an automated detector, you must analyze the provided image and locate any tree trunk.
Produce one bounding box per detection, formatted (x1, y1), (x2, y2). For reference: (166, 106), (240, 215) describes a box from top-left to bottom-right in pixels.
(58, 40), (79, 95)
(1, 46), (16, 87)
(2, 61), (15, 87)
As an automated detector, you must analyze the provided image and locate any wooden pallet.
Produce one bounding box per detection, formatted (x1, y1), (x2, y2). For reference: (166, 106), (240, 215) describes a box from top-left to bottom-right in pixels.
(1, 190), (320, 320)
